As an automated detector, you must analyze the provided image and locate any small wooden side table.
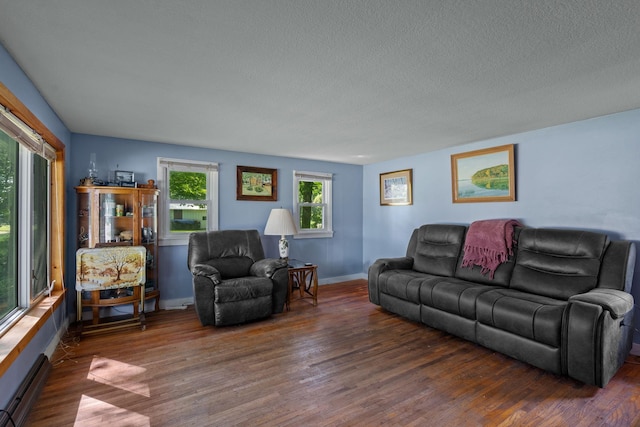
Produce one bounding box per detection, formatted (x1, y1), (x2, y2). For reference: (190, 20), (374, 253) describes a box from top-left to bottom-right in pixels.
(287, 261), (318, 310)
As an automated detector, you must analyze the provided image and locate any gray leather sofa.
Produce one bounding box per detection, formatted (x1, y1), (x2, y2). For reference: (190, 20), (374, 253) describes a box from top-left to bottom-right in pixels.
(188, 229), (289, 326)
(368, 224), (636, 387)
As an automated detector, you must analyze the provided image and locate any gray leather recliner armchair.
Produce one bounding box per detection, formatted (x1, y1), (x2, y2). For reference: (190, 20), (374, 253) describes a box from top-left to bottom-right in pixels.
(187, 229), (289, 326)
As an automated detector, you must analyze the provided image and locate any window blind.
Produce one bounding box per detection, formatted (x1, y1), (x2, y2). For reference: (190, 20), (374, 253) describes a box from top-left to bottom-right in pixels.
(0, 105), (56, 161)
(158, 157), (218, 171)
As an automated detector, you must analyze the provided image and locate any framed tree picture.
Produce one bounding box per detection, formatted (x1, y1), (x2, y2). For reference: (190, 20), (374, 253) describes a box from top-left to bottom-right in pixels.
(451, 144), (515, 203)
(380, 169), (413, 206)
(236, 166), (278, 201)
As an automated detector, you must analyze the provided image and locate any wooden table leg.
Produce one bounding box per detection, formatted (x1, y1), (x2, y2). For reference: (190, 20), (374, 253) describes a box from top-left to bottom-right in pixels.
(286, 270), (293, 311)
(311, 267), (318, 306)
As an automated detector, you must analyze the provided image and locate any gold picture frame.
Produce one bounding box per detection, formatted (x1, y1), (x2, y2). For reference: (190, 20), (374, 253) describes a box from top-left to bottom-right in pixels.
(236, 166), (278, 201)
(451, 144), (515, 203)
(380, 169), (413, 206)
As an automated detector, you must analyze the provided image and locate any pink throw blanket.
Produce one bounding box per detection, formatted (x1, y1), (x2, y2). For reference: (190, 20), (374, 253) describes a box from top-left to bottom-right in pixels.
(461, 219), (522, 278)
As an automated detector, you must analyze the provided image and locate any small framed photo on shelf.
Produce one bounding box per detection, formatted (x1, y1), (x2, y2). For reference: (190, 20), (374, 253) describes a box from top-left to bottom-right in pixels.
(115, 170), (135, 186)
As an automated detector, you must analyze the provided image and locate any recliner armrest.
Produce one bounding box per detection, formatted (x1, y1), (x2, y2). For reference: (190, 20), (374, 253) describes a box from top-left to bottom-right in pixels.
(250, 258), (288, 278)
(191, 263), (222, 285)
(569, 289), (633, 319)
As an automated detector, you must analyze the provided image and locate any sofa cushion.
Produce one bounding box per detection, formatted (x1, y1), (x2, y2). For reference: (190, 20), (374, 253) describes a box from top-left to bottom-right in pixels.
(510, 228), (609, 300)
(379, 270), (438, 304)
(476, 288), (567, 347)
(214, 276), (273, 303)
(419, 277), (499, 320)
(412, 224), (466, 276)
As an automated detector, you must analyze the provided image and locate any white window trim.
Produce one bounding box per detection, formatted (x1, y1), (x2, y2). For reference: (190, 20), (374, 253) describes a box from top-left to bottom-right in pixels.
(293, 170), (333, 239)
(157, 157), (219, 246)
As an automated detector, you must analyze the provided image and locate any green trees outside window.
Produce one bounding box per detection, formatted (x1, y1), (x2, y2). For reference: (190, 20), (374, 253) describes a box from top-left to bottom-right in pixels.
(298, 180), (323, 230)
(0, 133), (17, 319)
(169, 171), (206, 201)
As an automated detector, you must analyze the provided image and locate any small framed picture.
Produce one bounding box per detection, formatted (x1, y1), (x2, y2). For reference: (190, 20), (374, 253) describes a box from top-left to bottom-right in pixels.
(380, 169), (413, 206)
(236, 166), (277, 201)
(115, 170), (135, 184)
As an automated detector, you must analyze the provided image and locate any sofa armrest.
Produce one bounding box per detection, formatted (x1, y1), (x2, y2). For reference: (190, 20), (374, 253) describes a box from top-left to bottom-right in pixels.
(250, 258), (288, 278)
(565, 289), (635, 387)
(569, 289), (633, 319)
(191, 263), (222, 285)
(367, 257), (413, 305)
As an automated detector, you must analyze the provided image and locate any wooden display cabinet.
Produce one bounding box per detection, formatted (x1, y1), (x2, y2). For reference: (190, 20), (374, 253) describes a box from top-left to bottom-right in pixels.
(76, 186), (160, 318)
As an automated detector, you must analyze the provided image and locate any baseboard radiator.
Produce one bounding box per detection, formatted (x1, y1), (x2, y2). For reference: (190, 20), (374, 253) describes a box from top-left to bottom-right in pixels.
(1, 354), (51, 427)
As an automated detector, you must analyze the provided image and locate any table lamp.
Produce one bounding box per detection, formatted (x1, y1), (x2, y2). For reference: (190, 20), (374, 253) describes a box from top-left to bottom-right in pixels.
(264, 208), (298, 259)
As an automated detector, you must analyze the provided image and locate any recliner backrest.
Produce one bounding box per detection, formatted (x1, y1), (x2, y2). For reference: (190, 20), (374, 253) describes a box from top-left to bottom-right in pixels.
(188, 229), (266, 278)
(510, 228), (609, 300)
(412, 224), (467, 277)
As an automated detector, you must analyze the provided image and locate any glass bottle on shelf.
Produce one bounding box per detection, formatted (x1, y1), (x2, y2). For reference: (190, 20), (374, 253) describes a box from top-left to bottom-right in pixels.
(88, 152), (98, 181)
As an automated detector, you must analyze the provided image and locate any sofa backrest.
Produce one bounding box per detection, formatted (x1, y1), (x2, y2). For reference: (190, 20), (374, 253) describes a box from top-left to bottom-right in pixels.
(510, 228), (609, 300)
(597, 240), (636, 293)
(412, 224), (467, 277)
(454, 227), (522, 287)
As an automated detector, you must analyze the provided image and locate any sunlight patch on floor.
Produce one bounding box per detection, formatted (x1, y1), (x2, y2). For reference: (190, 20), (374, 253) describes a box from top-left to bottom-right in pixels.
(75, 395), (150, 427)
(87, 356), (150, 397)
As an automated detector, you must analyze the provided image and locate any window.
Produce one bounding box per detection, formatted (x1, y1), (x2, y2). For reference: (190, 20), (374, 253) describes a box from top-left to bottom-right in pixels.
(157, 157), (218, 246)
(0, 108), (54, 331)
(293, 170), (333, 238)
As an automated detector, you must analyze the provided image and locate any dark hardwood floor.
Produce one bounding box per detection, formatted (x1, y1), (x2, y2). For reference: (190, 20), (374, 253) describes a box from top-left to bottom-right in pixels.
(27, 280), (640, 426)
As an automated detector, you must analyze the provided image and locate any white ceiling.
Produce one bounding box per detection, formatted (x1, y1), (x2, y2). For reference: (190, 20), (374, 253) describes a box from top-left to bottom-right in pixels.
(1, 1), (640, 165)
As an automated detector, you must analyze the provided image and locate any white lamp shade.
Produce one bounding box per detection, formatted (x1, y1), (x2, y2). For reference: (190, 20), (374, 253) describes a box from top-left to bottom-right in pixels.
(264, 208), (298, 236)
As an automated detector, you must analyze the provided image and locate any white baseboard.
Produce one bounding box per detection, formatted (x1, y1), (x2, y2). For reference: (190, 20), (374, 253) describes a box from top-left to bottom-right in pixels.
(320, 273), (367, 285)
(45, 316), (69, 359)
(160, 297), (194, 310)
(631, 343), (640, 357)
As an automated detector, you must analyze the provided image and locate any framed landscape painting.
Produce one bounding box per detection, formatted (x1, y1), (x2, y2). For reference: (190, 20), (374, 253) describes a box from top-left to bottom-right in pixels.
(451, 144), (515, 203)
(380, 169), (413, 206)
(236, 166), (277, 201)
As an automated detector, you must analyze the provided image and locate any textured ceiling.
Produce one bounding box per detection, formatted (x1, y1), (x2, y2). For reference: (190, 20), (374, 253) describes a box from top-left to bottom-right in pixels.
(1, 1), (640, 164)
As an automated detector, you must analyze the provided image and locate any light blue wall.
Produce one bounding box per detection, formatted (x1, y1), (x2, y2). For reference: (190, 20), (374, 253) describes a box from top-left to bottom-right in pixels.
(0, 43), (71, 410)
(69, 134), (364, 306)
(363, 109), (640, 343)
(0, 45), (70, 144)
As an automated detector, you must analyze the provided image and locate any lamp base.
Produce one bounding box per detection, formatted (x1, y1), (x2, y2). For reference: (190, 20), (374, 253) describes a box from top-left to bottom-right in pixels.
(278, 237), (289, 259)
